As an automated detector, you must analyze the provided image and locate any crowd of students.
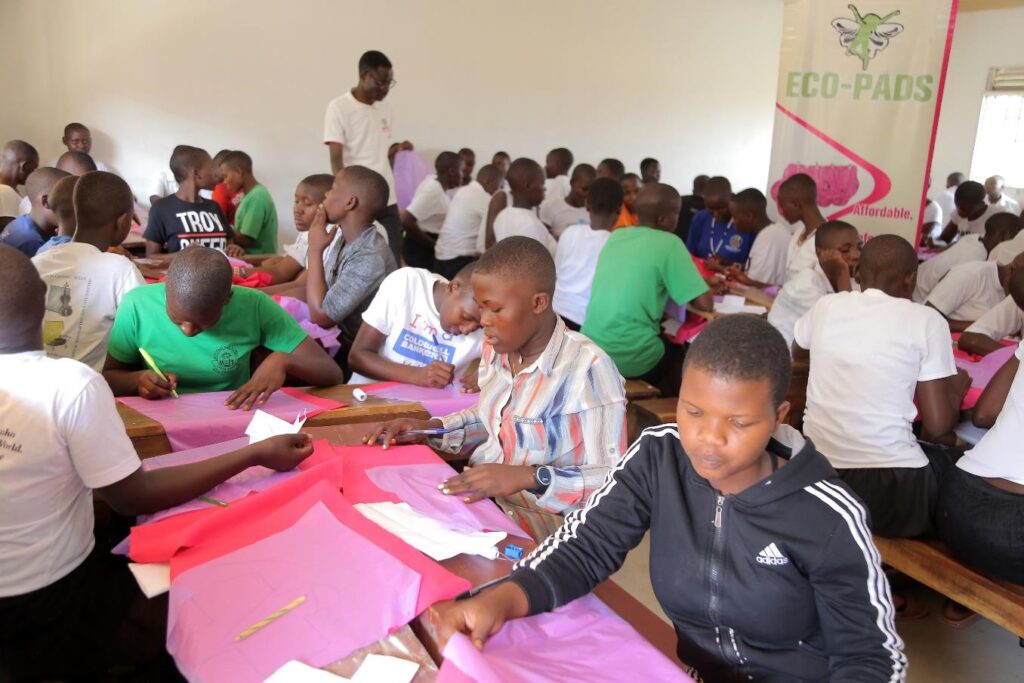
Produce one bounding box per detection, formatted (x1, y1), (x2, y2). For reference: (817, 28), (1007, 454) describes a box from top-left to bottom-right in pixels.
(2, 50), (1024, 682)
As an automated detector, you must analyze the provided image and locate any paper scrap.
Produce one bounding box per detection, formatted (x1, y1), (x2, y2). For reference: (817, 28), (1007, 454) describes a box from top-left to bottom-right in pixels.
(264, 660), (351, 682)
(355, 501), (505, 561)
(661, 317), (683, 336)
(128, 561), (171, 598)
(713, 299), (768, 315)
(246, 409), (308, 445)
(351, 654), (419, 683)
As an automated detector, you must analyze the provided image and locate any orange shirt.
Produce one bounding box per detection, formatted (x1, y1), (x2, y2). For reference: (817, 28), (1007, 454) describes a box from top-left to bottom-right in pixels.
(612, 205), (638, 230)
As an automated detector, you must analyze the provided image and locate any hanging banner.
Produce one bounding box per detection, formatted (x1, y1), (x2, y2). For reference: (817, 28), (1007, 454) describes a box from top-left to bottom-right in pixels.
(767, 0), (958, 243)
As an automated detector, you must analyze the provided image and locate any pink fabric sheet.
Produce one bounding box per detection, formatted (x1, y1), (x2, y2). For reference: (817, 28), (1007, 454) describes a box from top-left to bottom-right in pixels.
(272, 296), (342, 357)
(361, 381), (479, 417)
(393, 150), (433, 210)
(437, 594), (692, 683)
(955, 343), (1018, 410)
(118, 387), (344, 451)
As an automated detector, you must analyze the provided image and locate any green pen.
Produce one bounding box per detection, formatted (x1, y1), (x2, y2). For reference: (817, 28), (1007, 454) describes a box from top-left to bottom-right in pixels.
(198, 495), (229, 508)
(139, 347), (179, 398)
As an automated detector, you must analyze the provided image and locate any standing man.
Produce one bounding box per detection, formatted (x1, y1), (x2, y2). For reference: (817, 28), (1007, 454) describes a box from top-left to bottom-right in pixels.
(323, 50), (408, 264)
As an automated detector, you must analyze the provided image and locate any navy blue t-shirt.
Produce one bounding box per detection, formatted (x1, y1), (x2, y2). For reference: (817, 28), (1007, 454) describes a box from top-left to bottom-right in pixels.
(0, 214), (46, 257)
(685, 209), (753, 263)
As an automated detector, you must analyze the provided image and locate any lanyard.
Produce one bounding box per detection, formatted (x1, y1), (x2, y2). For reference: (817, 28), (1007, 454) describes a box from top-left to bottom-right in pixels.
(709, 219), (733, 256)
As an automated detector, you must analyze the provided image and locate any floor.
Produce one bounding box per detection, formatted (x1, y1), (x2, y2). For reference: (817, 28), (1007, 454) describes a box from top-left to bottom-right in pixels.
(612, 534), (1024, 682)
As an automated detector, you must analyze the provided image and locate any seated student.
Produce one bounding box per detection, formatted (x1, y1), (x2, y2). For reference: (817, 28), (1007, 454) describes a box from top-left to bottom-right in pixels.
(913, 212), (1019, 303)
(457, 147), (475, 187)
(433, 315), (905, 682)
(986, 213), (1024, 265)
(543, 147), (573, 202)
(639, 157), (660, 184)
(597, 158), (635, 229)
(778, 173), (827, 281)
(552, 177), (620, 331)
(726, 188), (792, 288)
(210, 149), (242, 226)
(985, 174), (1020, 216)
(925, 252), (1024, 333)
(366, 237), (628, 541)
(959, 269), (1024, 357)
(582, 183), (713, 393)
(401, 151), (463, 269)
(57, 123), (107, 171)
(147, 146), (182, 206)
(34, 175), (79, 254)
(0, 140), (39, 228)
(306, 165), (398, 362)
(938, 180), (1011, 244)
(618, 172), (641, 227)
(220, 151), (277, 254)
(250, 174), (336, 286)
(348, 263), (483, 387)
(55, 150), (98, 176)
(492, 151), (511, 176)
(674, 173), (709, 242)
(0, 168), (68, 257)
(144, 145), (241, 257)
(104, 247), (342, 405)
(768, 221), (861, 349)
(434, 164), (503, 280)
(31, 172), (144, 372)
(793, 235), (970, 539)
(493, 158), (556, 255)
(686, 176), (752, 267)
(538, 163), (593, 238)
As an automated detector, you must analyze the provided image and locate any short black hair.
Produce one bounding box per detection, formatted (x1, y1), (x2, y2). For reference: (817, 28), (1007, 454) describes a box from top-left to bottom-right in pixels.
(548, 148), (573, 173)
(954, 180), (985, 206)
(48, 175), (79, 224)
(731, 187), (767, 212)
(587, 177), (624, 215)
(341, 165), (389, 217)
(56, 151), (97, 174)
(814, 220), (858, 249)
(1009, 268), (1024, 310)
(299, 173), (334, 197)
(213, 149), (233, 166)
(984, 211), (1021, 240)
(493, 151), (510, 161)
(435, 151), (461, 175)
(169, 145), (210, 183)
(858, 234), (917, 286)
(221, 150), (252, 175)
(4, 139), (39, 161)
(598, 158), (625, 180)
(477, 235), (556, 296)
(74, 171), (134, 230)
(947, 172), (966, 187)
(570, 163), (596, 183)
(476, 164), (501, 186)
(779, 173), (817, 203)
(640, 158), (659, 172)
(64, 122), (89, 136)
(507, 157), (543, 193)
(358, 50), (392, 73)
(622, 172), (641, 183)
(458, 147), (475, 158)
(25, 167), (70, 201)
(684, 315), (792, 407)
(166, 247), (233, 316)
(703, 176), (732, 200)
(0, 244), (46, 351)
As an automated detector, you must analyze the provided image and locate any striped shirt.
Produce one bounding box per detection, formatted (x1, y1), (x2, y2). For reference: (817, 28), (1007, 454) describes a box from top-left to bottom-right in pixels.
(437, 317), (627, 539)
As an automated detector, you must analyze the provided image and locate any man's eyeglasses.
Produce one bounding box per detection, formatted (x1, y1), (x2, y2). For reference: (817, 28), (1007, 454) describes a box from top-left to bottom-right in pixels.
(370, 75), (397, 90)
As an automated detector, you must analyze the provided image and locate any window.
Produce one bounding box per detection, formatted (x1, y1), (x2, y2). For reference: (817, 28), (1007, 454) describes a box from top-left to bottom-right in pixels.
(969, 68), (1024, 188)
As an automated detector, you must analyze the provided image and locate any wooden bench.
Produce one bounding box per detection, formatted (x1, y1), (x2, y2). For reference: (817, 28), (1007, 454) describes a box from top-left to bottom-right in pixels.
(874, 536), (1024, 642)
(631, 397), (677, 438)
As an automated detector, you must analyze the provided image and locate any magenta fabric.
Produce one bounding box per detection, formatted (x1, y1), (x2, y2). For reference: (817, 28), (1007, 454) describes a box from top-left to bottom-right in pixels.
(392, 149), (433, 209)
(272, 296), (342, 357)
(118, 389), (343, 451)
(167, 501), (423, 683)
(361, 381), (479, 417)
(955, 343), (1017, 390)
(437, 594), (692, 683)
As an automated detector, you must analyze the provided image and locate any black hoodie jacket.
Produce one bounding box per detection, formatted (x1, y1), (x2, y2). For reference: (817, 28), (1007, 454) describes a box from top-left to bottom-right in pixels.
(509, 424), (907, 683)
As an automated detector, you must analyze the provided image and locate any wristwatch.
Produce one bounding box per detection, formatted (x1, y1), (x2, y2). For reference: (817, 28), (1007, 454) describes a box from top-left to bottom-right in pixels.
(531, 466), (553, 495)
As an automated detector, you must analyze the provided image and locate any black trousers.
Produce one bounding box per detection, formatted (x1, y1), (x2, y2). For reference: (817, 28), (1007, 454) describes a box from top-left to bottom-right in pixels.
(403, 237), (436, 271)
(434, 255), (476, 281)
(376, 203), (403, 265)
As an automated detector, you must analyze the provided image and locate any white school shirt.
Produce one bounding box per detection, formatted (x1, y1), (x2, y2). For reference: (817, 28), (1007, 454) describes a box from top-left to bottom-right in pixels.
(988, 230), (1024, 266)
(768, 262), (836, 350)
(958, 342), (1024, 484)
(951, 203), (1011, 236)
(544, 174), (571, 203)
(925, 260), (1005, 322)
(31, 243), (145, 372)
(794, 289), (957, 469)
(147, 168), (179, 203)
(282, 225), (348, 269)
(405, 176), (450, 236)
(912, 233), (987, 303)
(0, 184), (22, 218)
(493, 207), (557, 256)
(745, 222), (791, 286)
(349, 267), (483, 384)
(935, 186), (957, 226)
(435, 181), (490, 261)
(964, 295), (1024, 342)
(538, 196), (588, 238)
(0, 352), (141, 596)
(785, 227), (817, 282)
(323, 90), (396, 205)
(552, 224), (611, 326)
(923, 199), (942, 228)
(988, 193), (1021, 216)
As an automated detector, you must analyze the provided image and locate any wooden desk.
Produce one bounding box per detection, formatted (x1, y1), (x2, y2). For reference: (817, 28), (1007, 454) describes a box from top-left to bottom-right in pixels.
(727, 283), (775, 310)
(120, 385), (431, 458)
(123, 231), (147, 255)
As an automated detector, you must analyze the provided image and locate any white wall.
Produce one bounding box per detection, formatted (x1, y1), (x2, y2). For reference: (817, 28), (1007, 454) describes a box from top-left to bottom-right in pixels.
(0, 0), (783, 244)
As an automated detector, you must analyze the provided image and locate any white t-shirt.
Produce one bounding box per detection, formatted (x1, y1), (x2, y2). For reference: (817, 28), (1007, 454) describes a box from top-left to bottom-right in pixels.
(768, 262), (835, 350)
(925, 260), (1005, 322)
(323, 90), (397, 205)
(951, 203), (1011, 236)
(552, 224), (610, 326)
(493, 207), (556, 256)
(0, 184), (22, 218)
(435, 181), (490, 261)
(544, 175), (571, 203)
(785, 227), (818, 282)
(147, 168), (178, 203)
(0, 352), (141, 596)
(964, 294), (1024, 342)
(988, 193), (1021, 216)
(923, 199), (942, 228)
(958, 342), (1024, 484)
(539, 196), (588, 238)
(988, 230), (1024, 266)
(794, 289), (957, 469)
(745, 222), (791, 286)
(912, 233), (987, 303)
(282, 225), (349, 268)
(350, 267), (483, 384)
(31, 243), (145, 372)
(936, 186), (957, 227)
(405, 176), (450, 236)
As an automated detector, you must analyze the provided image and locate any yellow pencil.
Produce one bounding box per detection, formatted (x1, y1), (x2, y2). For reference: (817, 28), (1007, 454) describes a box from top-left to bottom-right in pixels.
(235, 596), (306, 642)
(139, 347), (179, 398)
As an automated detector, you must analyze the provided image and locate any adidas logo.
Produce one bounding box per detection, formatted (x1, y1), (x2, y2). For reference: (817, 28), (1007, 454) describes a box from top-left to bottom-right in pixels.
(756, 542), (789, 566)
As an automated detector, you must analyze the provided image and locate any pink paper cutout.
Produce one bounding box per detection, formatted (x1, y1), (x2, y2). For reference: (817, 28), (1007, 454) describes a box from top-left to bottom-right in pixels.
(118, 389), (345, 451)
(956, 343), (1017, 390)
(361, 382), (479, 417)
(437, 594), (692, 683)
(167, 500), (423, 683)
(273, 296), (342, 357)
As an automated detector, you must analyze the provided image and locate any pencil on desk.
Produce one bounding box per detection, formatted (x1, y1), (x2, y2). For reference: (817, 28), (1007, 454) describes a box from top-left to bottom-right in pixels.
(235, 596), (306, 642)
(139, 347), (179, 399)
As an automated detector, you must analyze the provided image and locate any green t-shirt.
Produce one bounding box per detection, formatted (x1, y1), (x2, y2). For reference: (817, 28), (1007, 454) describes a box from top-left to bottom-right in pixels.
(582, 227), (709, 377)
(235, 184), (278, 254)
(107, 283), (307, 393)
